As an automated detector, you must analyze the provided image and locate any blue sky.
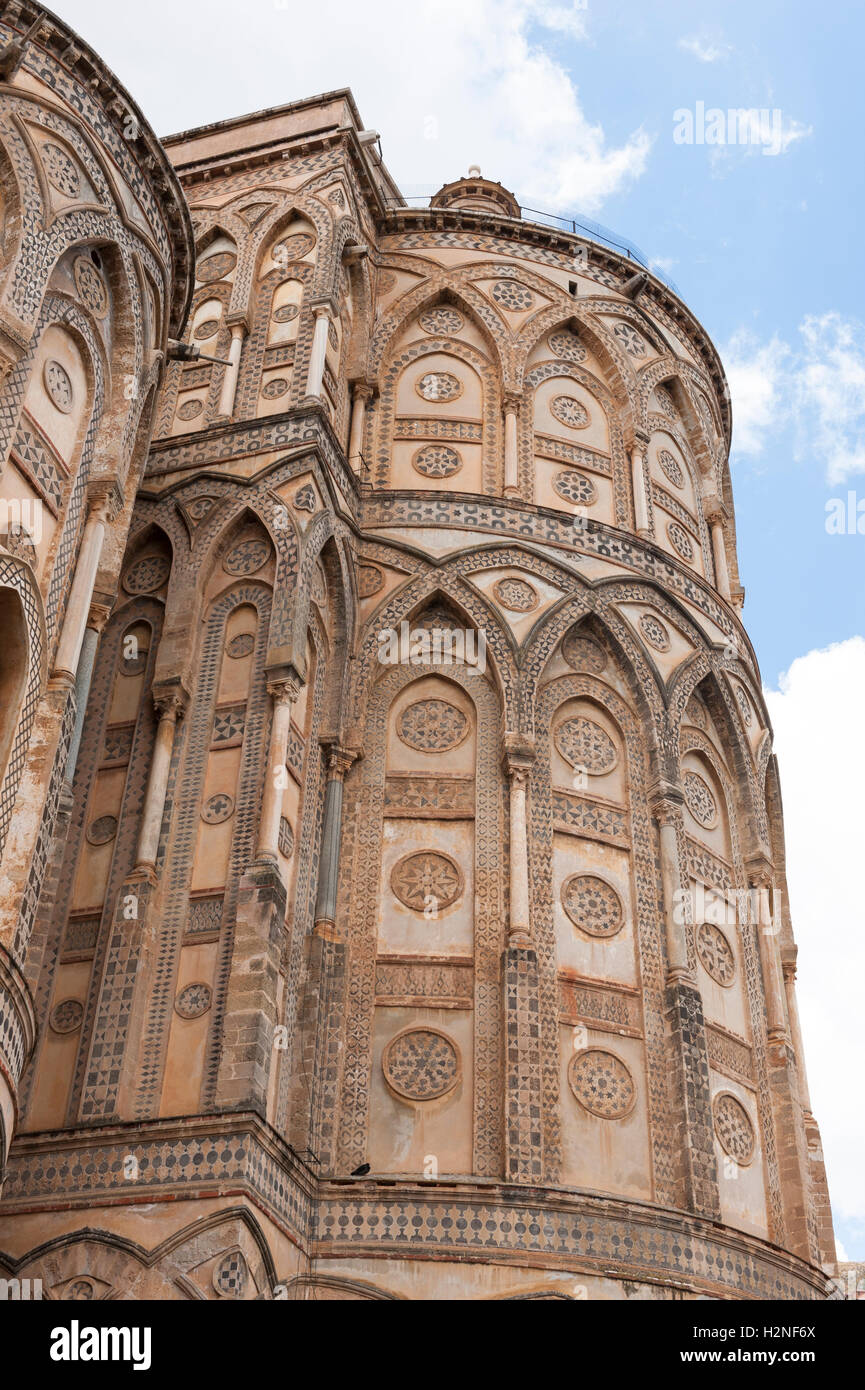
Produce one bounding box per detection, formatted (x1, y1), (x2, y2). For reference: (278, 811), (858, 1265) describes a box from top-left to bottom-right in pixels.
(54, 0), (865, 1261)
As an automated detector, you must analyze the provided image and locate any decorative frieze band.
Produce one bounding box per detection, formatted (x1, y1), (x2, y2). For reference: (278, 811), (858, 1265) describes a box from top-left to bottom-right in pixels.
(384, 773), (475, 818)
(558, 975), (642, 1037)
(552, 790), (630, 846)
(706, 1021), (756, 1084)
(374, 956), (474, 1009)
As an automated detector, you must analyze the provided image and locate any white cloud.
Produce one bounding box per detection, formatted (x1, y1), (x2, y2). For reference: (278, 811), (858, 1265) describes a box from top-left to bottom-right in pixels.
(723, 329), (790, 458)
(678, 35), (733, 63)
(765, 638), (865, 1239)
(723, 313), (865, 482)
(56, 0), (650, 215)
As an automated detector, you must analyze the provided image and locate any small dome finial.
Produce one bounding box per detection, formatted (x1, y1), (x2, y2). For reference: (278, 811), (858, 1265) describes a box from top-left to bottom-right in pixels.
(467, 164), (481, 178)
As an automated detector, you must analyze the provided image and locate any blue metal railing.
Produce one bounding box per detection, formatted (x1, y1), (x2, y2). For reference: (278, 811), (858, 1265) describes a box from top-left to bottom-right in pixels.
(387, 194), (680, 297)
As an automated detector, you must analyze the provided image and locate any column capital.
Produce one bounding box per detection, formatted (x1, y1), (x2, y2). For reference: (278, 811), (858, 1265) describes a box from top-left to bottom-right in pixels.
(153, 684), (189, 722)
(267, 675), (301, 706)
(322, 742), (359, 780)
(502, 732), (536, 778)
(309, 297), (336, 320)
(502, 390), (522, 415)
(649, 779), (684, 822)
(225, 312), (249, 338)
(86, 600), (112, 634)
(632, 427), (651, 450)
(745, 854), (774, 889)
(351, 380), (375, 402)
(85, 476), (124, 523)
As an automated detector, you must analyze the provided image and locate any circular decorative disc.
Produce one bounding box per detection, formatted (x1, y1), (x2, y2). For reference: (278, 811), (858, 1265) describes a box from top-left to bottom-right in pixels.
(273, 233), (315, 262)
(225, 632), (255, 658)
(667, 520), (694, 560)
(43, 143), (80, 197)
(73, 256), (108, 317)
(493, 576), (538, 612)
(413, 444), (462, 478)
(658, 448), (685, 489)
(612, 321), (647, 357)
(123, 554), (170, 595)
(272, 302), (299, 323)
(2, 525), (37, 565)
(382, 1027), (460, 1101)
(197, 251), (236, 283)
(201, 793), (234, 825)
(419, 308), (463, 335)
(561, 629), (607, 673)
(568, 1048), (636, 1119)
(685, 696), (707, 728)
(175, 982), (212, 1018)
(696, 920), (736, 985)
(552, 469), (596, 506)
(50, 998), (84, 1033)
(683, 770), (718, 828)
(391, 850), (463, 913)
(278, 816), (294, 857)
(213, 1250), (248, 1298)
(261, 377), (288, 399)
(357, 564), (384, 597)
(491, 280), (533, 311)
(64, 1280), (95, 1301)
(43, 359), (74, 413)
(223, 538), (271, 576)
(548, 330), (587, 362)
(561, 874), (623, 938)
(397, 698), (469, 752)
(550, 394), (589, 430)
(713, 1092), (755, 1163)
(655, 385), (677, 418)
(177, 398), (203, 421)
(416, 371), (462, 402)
(735, 686), (753, 727)
(85, 815), (117, 846)
(554, 716), (617, 774)
(193, 318), (219, 340)
(638, 613), (671, 652)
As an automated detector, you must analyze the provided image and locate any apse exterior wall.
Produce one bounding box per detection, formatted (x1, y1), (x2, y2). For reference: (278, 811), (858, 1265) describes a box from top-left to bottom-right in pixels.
(0, 0), (191, 1188)
(0, 62), (837, 1300)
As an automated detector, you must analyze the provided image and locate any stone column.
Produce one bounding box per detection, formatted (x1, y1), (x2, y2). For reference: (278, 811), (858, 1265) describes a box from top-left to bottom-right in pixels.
(256, 676), (299, 863)
(781, 953), (812, 1113)
(653, 789), (692, 981)
(347, 383), (372, 473)
(216, 316), (247, 419)
(711, 520), (732, 602)
(748, 866), (788, 1046)
(631, 439), (653, 539)
(503, 394), (520, 497)
(651, 784), (721, 1219)
(53, 480), (121, 683)
(504, 735), (535, 946)
(304, 304), (331, 402)
(133, 688), (187, 876)
(314, 745), (358, 938)
(64, 601), (110, 790)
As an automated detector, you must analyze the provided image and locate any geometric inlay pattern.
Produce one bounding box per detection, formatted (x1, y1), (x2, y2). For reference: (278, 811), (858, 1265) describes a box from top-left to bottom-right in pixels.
(122, 554), (171, 594)
(223, 538), (271, 575)
(412, 444), (462, 478)
(561, 874), (624, 938)
(42, 143), (80, 196)
(85, 815), (118, 845)
(554, 716), (617, 774)
(490, 281), (533, 311)
(561, 630), (607, 673)
(197, 252), (237, 283)
(382, 1027), (460, 1100)
(419, 308), (463, 335)
(416, 371), (462, 402)
(278, 816), (294, 857)
(658, 449), (684, 489)
(49, 998), (84, 1033)
(638, 613), (671, 651)
(357, 564), (385, 598)
(552, 469), (596, 506)
(548, 330), (587, 362)
(612, 321), (648, 357)
(568, 1048), (636, 1119)
(493, 576), (538, 612)
(225, 632), (255, 658)
(43, 359), (74, 413)
(667, 520), (694, 560)
(696, 920), (736, 986)
(397, 699), (469, 752)
(550, 395), (589, 430)
(213, 1250), (248, 1298)
(175, 983), (213, 1018)
(201, 793), (235, 824)
(391, 851), (463, 912)
(73, 256), (109, 318)
(683, 770), (718, 828)
(712, 1092), (756, 1164)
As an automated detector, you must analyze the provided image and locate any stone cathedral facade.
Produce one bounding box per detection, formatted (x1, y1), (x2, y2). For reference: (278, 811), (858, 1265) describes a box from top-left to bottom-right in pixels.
(0, 5), (837, 1301)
